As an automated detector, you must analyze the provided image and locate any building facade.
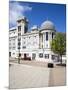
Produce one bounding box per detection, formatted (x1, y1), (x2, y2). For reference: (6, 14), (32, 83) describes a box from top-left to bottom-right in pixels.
(9, 16), (59, 62)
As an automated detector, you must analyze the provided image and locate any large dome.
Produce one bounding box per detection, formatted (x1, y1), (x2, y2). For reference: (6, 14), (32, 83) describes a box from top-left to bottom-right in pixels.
(41, 20), (55, 30)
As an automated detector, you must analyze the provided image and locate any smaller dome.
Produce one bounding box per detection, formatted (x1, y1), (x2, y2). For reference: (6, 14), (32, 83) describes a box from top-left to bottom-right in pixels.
(17, 16), (28, 22)
(31, 25), (38, 30)
(41, 20), (55, 30)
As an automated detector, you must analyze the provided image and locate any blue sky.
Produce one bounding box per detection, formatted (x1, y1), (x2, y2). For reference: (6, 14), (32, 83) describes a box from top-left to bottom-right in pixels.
(9, 1), (66, 32)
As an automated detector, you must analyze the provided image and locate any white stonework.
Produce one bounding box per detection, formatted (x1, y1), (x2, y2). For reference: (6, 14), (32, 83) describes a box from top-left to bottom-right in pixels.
(9, 17), (59, 62)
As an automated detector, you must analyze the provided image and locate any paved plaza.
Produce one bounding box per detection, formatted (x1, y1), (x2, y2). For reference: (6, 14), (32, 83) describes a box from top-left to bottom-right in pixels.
(9, 60), (66, 89)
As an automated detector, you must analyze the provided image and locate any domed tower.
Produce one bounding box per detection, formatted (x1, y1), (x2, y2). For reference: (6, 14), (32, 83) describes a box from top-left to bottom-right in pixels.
(17, 16), (28, 35)
(17, 16), (28, 56)
(41, 20), (55, 30)
(40, 20), (56, 49)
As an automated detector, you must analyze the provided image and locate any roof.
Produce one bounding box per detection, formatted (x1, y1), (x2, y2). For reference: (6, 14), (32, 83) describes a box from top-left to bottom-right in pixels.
(17, 16), (28, 22)
(41, 20), (55, 30)
(9, 27), (17, 31)
(31, 25), (38, 30)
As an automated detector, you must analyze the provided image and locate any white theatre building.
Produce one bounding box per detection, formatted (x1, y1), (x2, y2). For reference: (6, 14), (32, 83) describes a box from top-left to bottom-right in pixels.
(9, 16), (60, 62)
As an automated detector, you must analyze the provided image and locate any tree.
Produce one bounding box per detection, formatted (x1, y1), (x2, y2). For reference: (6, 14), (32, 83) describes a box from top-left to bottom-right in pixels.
(51, 32), (66, 64)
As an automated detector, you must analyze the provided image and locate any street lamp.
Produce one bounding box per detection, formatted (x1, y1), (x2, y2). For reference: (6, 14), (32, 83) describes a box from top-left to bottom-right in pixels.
(18, 43), (20, 64)
(18, 26), (21, 64)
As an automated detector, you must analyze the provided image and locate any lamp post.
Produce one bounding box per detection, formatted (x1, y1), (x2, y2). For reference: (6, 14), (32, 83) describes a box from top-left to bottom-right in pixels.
(42, 33), (44, 59)
(18, 45), (20, 64)
(18, 26), (21, 64)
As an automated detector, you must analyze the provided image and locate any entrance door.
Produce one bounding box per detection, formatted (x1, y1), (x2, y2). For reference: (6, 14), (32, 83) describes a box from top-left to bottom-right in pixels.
(32, 53), (36, 60)
(9, 52), (11, 57)
(19, 53), (21, 57)
(24, 53), (27, 58)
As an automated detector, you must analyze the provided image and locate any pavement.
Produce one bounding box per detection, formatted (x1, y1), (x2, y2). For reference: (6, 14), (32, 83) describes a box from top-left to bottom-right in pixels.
(9, 60), (48, 67)
(9, 61), (66, 89)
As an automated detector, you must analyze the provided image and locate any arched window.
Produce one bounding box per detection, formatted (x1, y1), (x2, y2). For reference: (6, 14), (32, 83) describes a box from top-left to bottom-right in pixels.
(24, 25), (28, 33)
(46, 32), (48, 41)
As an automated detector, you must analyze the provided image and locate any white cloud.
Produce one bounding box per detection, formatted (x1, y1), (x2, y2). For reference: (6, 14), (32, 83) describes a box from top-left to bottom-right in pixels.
(9, 2), (32, 27)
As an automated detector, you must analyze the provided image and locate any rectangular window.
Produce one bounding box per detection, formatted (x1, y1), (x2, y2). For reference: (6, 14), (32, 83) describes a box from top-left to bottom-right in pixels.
(18, 38), (21, 41)
(18, 26), (21, 32)
(39, 53), (43, 58)
(13, 43), (15, 45)
(13, 47), (15, 50)
(45, 54), (49, 59)
(9, 32), (11, 35)
(29, 37), (30, 39)
(13, 32), (15, 34)
(32, 53), (36, 60)
(9, 40), (11, 42)
(52, 32), (55, 39)
(9, 43), (11, 45)
(23, 42), (25, 44)
(22, 46), (26, 49)
(18, 33), (21, 36)
(18, 47), (20, 49)
(46, 44), (48, 48)
(9, 47), (11, 50)
(46, 32), (48, 41)
(24, 25), (28, 33)
(13, 53), (15, 55)
(52, 32), (54, 39)
(51, 55), (55, 60)
(18, 42), (21, 46)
